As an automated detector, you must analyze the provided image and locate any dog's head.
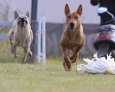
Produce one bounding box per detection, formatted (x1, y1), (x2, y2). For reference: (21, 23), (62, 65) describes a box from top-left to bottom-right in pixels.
(64, 4), (82, 30)
(14, 11), (29, 27)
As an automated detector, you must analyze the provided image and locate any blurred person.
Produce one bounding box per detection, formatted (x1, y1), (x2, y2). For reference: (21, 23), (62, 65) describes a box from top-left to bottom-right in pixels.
(90, 0), (115, 25)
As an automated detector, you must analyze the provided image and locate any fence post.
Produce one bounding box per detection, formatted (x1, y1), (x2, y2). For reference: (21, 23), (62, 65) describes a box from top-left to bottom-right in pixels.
(37, 18), (42, 62)
(29, 0), (38, 63)
(42, 17), (46, 65)
(37, 17), (46, 65)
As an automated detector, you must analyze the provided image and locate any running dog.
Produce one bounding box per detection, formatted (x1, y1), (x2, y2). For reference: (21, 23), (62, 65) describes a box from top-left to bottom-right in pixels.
(8, 11), (33, 63)
(60, 4), (86, 71)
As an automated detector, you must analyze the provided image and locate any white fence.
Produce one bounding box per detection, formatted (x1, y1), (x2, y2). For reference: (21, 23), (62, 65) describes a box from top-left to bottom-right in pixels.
(37, 17), (46, 65)
(0, 21), (12, 40)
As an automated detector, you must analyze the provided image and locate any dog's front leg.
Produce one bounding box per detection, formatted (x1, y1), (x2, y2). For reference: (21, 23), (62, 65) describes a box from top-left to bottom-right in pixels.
(14, 45), (18, 58)
(9, 32), (14, 53)
(26, 43), (32, 56)
(70, 46), (83, 63)
(10, 40), (14, 53)
(28, 45), (32, 57)
(60, 46), (71, 71)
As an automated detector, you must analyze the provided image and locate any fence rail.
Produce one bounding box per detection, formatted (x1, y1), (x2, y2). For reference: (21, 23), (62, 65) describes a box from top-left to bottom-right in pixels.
(0, 21), (12, 40)
(0, 21), (12, 27)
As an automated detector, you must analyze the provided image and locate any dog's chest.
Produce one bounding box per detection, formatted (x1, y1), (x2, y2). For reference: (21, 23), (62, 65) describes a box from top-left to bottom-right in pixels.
(18, 30), (25, 39)
(67, 33), (83, 49)
(69, 32), (77, 40)
(67, 40), (79, 50)
(20, 29), (26, 37)
(17, 30), (29, 47)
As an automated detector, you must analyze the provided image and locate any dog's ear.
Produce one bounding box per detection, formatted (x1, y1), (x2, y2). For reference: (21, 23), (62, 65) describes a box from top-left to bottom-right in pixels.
(65, 4), (70, 15)
(26, 11), (29, 18)
(14, 11), (19, 19)
(77, 4), (82, 15)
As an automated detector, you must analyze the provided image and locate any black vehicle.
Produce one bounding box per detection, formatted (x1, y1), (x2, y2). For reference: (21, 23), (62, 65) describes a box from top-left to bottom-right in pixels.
(93, 7), (115, 58)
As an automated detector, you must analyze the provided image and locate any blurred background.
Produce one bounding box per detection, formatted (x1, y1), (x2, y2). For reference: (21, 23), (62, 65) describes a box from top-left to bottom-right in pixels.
(0, 0), (100, 62)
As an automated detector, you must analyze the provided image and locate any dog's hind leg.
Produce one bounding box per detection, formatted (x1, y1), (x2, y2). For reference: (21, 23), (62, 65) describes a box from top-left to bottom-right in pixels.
(70, 53), (79, 63)
(70, 46), (82, 63)
(69, 48), (78, 63)
(22, 48), (28, 63)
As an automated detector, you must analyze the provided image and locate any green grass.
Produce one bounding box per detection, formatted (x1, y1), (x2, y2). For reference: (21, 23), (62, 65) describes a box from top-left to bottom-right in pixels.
(0, 41), (115, 92)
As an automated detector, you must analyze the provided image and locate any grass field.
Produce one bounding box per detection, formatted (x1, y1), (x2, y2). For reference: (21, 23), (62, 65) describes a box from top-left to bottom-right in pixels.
(0, 41), (115, 92)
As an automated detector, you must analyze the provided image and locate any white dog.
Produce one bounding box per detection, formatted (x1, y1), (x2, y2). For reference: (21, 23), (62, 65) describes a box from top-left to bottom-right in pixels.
(8, 11), (33, 63)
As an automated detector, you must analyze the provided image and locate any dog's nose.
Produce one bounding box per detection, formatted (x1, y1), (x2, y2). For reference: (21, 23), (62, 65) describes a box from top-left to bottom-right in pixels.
(70, 22), (74, 28)
(21, 18), (25, 22)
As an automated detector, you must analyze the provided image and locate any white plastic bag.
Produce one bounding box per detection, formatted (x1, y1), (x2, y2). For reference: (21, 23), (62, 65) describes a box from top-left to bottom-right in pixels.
(76, 53), (115, 74)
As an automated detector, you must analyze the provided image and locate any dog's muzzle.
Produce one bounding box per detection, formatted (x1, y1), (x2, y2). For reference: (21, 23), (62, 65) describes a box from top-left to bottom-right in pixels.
(18, 17), (28, 27)
(69, 22), (75, 30)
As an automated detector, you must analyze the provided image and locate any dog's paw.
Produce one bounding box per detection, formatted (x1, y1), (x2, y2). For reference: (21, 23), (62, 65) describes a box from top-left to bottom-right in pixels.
(11, 49), (14, 54)
(63, 61), (71, 71)
(11, 48), (14, 54)
(70, 57), (76, 63)
(28, 51), (32, 56)
(66, 61), (71, 70)
(21, 61), (26, 64)
(64, 57), (71, 70)
(14, 54), (19, 58)
(70, 54), (79, 63)
(21, 57), (27, 64)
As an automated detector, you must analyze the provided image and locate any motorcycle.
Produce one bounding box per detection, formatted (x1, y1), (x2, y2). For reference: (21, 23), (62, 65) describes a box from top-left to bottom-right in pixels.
(93, 7), (115, 58)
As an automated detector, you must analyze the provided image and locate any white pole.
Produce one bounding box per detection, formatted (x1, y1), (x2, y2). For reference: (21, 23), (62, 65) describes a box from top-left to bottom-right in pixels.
(42, 17), (46, 65)
(37, 18), (42, 62)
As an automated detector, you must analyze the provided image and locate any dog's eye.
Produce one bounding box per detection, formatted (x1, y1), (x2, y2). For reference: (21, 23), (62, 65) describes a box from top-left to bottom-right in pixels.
(25, 20), (28, 24)
(18, 17), (21, 19)
(75, 16), (78, 19)
(68, 16), (71, 19)
(24, 17), (27, 19)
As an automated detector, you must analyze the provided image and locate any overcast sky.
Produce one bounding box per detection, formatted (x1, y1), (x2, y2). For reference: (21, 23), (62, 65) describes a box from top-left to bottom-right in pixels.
(0, 0), (100, 24)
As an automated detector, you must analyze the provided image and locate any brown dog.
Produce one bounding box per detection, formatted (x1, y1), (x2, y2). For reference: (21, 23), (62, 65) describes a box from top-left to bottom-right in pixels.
(8, 11), (33, 63)
(60, 4), (86, 71)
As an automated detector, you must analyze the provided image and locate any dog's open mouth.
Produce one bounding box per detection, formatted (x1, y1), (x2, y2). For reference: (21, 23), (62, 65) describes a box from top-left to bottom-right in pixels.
(18, 22), (27, 27)
(21, 23), (24, 26)
(70, 27), (75, 30)
(20, 25), (25, 27)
